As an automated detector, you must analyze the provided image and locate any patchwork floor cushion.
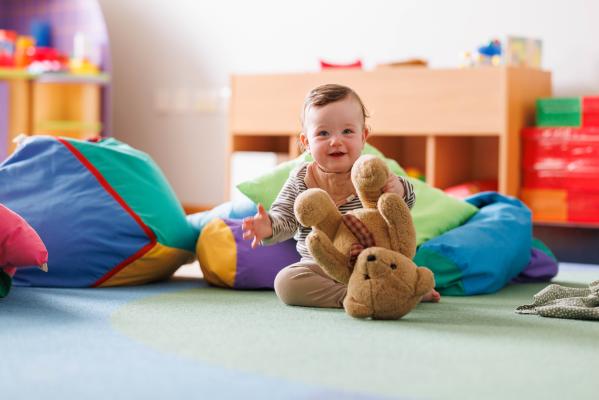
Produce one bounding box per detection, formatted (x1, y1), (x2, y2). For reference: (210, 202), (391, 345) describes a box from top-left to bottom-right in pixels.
(197, 218), (300, 289)
(0, 136), (196, 287)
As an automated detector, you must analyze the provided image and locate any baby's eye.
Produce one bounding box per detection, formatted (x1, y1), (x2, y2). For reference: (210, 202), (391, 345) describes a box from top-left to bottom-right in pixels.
(342, 129), (354, 135)
(317, 130), (329, 137)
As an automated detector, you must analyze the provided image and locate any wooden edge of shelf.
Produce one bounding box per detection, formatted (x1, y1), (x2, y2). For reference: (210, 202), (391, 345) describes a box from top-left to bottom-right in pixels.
(0, 69), (110, 84)
(35, 72), (111, 85)
(35, 120), (103, 132)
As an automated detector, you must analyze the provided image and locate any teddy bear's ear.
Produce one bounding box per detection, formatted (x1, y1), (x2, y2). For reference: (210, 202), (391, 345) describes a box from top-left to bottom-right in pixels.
(414, 267), (435, 296)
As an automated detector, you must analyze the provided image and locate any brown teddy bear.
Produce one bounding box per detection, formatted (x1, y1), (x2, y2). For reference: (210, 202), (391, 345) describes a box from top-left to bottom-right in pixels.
(294, 155), (435, 320)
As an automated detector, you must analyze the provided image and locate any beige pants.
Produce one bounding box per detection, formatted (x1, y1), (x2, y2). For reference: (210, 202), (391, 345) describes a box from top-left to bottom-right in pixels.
(274, 261), (347, 308)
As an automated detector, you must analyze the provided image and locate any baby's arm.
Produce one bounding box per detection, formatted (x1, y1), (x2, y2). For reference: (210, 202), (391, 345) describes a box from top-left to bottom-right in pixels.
(242, 174), (300, 248)
(383, 175), (416, 209)
(242, 204), (273, 249)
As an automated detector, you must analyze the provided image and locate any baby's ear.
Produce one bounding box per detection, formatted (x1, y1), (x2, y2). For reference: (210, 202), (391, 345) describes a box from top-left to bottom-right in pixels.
(299, 132), (310, 151)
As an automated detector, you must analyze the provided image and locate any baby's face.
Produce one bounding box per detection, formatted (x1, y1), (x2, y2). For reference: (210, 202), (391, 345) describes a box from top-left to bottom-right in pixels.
(301, 96), (368, 173)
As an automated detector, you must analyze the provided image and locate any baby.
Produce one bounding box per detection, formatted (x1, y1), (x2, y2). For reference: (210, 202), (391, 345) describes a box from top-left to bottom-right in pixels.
(242, 83), (440, 307)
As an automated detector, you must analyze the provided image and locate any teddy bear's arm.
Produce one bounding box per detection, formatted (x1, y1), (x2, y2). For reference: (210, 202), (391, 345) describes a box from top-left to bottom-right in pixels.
(295, 188), (343, 240)
(306, 229), (352, 284)
(378, 193), (417, 259)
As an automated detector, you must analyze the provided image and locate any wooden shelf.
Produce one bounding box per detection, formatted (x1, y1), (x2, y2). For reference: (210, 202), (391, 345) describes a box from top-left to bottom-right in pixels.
(1, 71), (109, 157)
(228, 67), (552, 198)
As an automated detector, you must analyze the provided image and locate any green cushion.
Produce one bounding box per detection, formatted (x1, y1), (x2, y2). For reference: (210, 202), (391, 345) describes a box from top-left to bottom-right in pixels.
(236, 143), (478, 245)
(0, 270), (11, 298)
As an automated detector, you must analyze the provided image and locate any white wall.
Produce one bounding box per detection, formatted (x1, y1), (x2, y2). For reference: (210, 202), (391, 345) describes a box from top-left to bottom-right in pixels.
(98, 0), (599, 206)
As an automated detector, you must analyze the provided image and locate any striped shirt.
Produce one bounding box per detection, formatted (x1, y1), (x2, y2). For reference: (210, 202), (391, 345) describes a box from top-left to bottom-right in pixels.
(265, 162), (416, 261)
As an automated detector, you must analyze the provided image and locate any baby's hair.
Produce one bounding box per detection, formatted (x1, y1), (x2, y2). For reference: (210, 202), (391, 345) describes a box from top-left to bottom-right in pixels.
(300, 84), (369, 129)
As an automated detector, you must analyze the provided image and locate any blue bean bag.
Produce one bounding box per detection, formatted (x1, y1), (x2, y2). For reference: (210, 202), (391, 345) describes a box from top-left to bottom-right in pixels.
(414, 192), (533, 295)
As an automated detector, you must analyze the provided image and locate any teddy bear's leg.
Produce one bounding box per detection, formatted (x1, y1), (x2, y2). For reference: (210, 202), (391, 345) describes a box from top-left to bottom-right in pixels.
(294, 188), (343, 240)
(414, 267), (435, 297)
(351, 155), (389, 208)
(378, 192), (417, 259)
(306, 229), (352, 284)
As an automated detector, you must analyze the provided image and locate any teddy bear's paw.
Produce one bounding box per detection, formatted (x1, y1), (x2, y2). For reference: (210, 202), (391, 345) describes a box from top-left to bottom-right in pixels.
(351, 155), (389, 193)
(294, 188), (336, 228)
(307, 230), (352, 284)
(344, 296), (373, 319)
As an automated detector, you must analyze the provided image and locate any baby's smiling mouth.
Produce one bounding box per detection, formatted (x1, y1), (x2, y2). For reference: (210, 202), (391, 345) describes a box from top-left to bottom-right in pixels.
(329, 151), (346, 157)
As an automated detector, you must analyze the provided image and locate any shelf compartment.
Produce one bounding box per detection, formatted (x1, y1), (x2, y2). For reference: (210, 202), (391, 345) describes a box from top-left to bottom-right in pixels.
(428, 135), (499, 189)
(231, 134), (301, 156)
(367, 135), (426, 178)
(31, 82), (101, 136)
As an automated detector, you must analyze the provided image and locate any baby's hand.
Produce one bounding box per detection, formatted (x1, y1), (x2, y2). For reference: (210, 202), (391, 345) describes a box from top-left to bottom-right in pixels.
(242, 204), (273, 249)
(382, 175), (405, 197)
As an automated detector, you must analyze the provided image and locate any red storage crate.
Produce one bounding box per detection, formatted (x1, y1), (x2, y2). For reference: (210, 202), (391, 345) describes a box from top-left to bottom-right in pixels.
(522, 127), (599, 190)
(567, 190), (599, 223)
(583, 96), (599, 127)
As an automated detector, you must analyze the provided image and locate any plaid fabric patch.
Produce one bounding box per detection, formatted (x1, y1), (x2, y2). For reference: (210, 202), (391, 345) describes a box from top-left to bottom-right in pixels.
(342, 214), (376, 267)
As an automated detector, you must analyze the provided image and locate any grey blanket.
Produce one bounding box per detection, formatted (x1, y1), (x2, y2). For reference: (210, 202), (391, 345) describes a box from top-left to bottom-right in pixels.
(516, 280), (599, 321)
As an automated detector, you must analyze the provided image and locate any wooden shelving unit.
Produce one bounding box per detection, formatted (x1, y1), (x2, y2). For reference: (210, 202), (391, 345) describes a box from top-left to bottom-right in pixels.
(0, 70), (109, 157)
(228, 67), (552, 198)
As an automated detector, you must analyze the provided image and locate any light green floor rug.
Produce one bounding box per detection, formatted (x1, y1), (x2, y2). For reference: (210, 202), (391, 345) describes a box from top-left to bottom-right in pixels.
(2, 263), (598, 399)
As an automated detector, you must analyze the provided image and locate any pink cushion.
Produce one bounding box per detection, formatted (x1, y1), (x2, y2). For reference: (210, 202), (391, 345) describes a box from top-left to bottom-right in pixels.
(0, 204), (48, 275)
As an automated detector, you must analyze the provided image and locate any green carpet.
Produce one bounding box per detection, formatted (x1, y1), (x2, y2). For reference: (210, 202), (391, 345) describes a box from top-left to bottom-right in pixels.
(112, 264), (599, 399)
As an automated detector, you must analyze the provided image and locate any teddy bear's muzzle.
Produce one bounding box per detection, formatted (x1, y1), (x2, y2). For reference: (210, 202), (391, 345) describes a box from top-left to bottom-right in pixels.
(356, 252), (395, 281)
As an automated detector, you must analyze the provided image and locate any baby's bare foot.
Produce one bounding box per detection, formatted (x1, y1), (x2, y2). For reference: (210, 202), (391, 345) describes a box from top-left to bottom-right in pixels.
(421, 289), (441, 303)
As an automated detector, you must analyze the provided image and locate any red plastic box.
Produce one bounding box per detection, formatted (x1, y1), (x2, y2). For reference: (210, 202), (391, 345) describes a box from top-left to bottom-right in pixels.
(583, 96), (599, 127)
(567, 190), (599, 223)
(522, 127), (599, 190)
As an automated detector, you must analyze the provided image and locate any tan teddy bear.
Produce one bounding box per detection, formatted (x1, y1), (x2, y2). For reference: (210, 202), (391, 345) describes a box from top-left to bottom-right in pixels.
(294, 155), (435, 320)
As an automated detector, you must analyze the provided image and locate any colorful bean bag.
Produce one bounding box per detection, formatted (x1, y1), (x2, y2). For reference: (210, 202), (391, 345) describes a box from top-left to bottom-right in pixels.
(0, 204), (48, 297)
(414, 192), (533, 295)
(197, 218), (299, 289)
(197, 192), (544, 295)
(0, 136), (196, 288)
(187, 195), (257, 237)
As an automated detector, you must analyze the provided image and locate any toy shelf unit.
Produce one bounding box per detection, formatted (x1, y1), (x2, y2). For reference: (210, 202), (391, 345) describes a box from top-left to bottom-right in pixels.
(229, 67), (551, 197)
(0, 0), (111, 159)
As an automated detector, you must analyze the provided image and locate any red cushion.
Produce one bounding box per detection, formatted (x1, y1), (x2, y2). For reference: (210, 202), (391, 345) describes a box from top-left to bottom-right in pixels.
(0, 204), (48, 276)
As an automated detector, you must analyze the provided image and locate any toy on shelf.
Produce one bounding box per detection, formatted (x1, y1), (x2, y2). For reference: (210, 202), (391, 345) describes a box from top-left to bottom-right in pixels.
(461, 36), (542, 69)
(69, 32), (100, 75)
(376, 58), (428, 69)
(478, 39), (502, 66)
(27, 46), (68, 73)
(0, 30), (17, 67)
(444, 180), (498, 199)
(14, 35), (34, 68)
(405, 166), (425, 182)
(319, 59), (362, 69)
